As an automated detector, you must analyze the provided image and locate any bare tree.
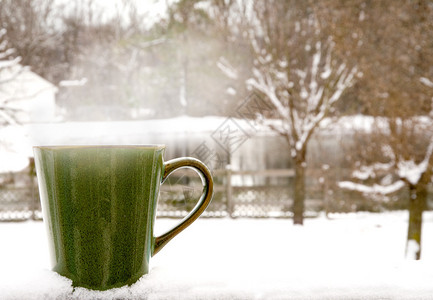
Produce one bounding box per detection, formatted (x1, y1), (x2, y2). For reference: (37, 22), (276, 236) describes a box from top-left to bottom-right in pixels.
(0, 29), (24, 125)
(340, 78), (433, 260)
(335, 0), (433, 259)
(245, 1), (358, 224)
(0, 0), (67, 83)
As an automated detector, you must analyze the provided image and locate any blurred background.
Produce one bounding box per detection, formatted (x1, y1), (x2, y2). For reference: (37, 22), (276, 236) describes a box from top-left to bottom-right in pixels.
(0, 0), (432, 257)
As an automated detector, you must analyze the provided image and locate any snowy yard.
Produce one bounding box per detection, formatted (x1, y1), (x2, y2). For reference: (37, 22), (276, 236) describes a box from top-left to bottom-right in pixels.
(1, 212), (433, 299)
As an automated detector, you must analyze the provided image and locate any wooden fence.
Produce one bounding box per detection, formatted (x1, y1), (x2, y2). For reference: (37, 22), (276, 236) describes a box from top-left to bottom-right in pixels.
(0, 167), (410, 221)
(151, 168), (326, 218)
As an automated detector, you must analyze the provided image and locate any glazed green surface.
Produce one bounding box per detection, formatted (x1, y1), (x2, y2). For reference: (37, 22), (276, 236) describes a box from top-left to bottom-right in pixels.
(34, 146), (164, 290)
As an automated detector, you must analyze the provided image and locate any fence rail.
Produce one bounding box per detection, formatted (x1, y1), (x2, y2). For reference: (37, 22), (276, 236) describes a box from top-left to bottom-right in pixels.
(0, 186), (41, 221)
(0, 167), (413, 221)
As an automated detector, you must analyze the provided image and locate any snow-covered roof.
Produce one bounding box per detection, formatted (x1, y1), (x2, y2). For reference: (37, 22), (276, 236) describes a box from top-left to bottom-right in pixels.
(20, 114), (433, 152)
(0, 114), (430, 173)
(0, 151), (29, 173)
(0, 126), (31, 173)
(26, 116), (266, 146)
(0, 64), (57, 98)
(321, 114), (433, 135)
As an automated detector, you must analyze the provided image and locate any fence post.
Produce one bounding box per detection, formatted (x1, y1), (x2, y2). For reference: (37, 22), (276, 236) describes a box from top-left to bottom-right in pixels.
(31, 177), (39, 220)
(29, 158), (39, 221)
(226, 166), (233, 217)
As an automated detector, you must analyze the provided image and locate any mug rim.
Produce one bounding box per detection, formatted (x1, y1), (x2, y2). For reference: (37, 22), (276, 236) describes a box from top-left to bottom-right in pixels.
(33, 144), (166, 150)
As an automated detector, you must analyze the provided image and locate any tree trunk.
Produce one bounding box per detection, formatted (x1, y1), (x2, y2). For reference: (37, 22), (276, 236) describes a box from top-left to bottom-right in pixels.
(293, 159), (306, 225)
(406, 182), (427, 260)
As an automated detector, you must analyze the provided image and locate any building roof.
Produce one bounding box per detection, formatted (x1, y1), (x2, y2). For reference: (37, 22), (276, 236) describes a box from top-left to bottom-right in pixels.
(0, 64), (57, 100)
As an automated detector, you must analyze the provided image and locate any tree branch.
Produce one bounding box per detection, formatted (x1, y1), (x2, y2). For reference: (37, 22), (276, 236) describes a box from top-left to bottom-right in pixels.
(338, 180), (405, 196)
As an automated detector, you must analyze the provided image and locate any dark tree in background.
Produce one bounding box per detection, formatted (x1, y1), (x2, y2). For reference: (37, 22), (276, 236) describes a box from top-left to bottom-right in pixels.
(0, 29), (24, 125)
(0, 0), (70, 83)
(333, 0), (433, 259)
(211, 0), (358, 224)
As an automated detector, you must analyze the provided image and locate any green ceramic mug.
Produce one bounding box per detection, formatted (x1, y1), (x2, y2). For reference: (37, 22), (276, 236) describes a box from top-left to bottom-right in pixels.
(33, 145), (213, 290)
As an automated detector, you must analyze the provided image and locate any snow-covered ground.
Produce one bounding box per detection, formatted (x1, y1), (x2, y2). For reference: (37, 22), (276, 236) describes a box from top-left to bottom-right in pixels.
(1, 212), (433, 299)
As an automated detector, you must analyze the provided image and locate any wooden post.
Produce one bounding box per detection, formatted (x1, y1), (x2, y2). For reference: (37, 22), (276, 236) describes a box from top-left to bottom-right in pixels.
(29, 157), (38, 220)
(321, 164), (330, 218)
(226, 166), (233, 218)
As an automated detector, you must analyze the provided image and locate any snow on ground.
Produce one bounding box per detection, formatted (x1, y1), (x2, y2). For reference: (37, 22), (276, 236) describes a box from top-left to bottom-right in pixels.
(1, 212), (433, 299)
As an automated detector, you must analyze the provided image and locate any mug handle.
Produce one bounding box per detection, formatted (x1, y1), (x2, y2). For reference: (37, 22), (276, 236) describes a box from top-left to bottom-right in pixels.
(152, 157), (214, 256)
